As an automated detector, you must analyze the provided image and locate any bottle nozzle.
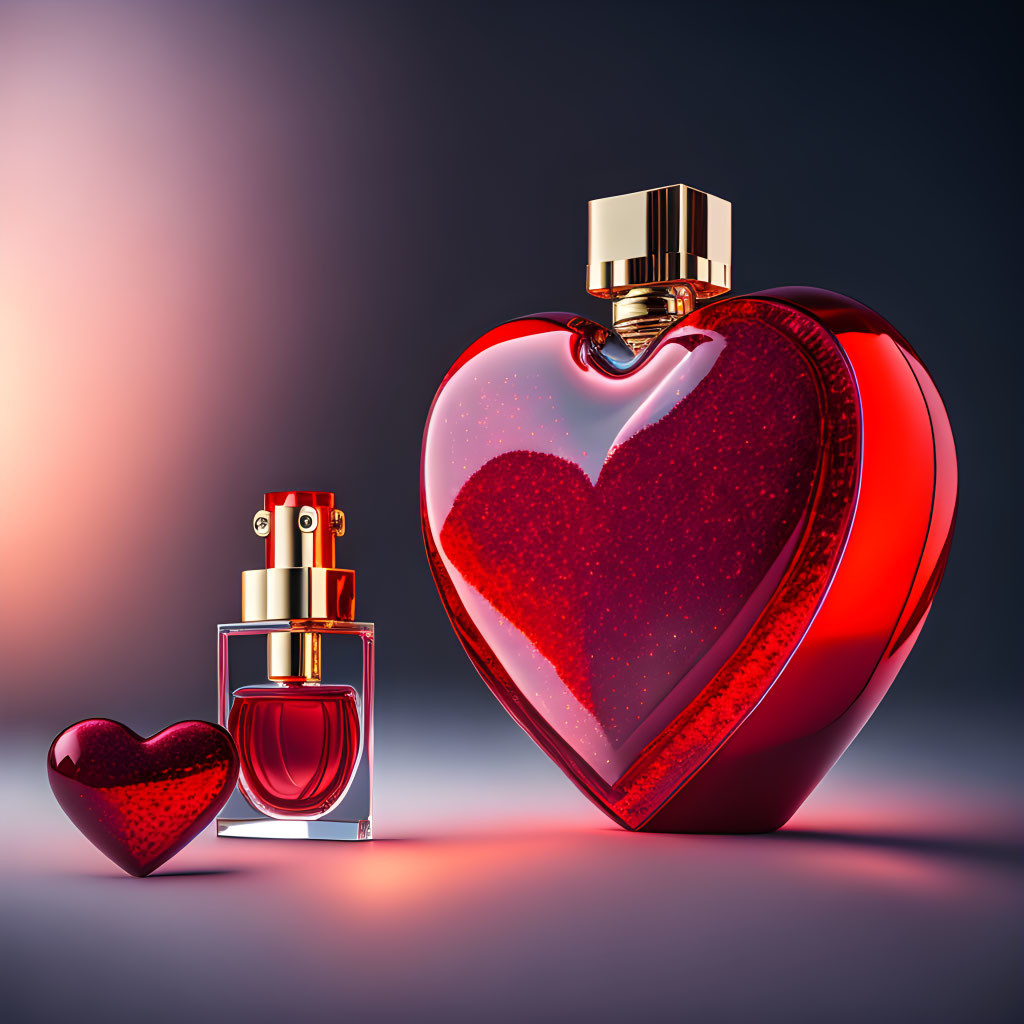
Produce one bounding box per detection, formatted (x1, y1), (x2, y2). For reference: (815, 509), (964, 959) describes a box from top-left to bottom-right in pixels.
(241, 491), (355, 684)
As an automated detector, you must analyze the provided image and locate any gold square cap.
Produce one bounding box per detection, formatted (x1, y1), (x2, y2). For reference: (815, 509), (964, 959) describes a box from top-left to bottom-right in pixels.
(586, 184), (731, 299)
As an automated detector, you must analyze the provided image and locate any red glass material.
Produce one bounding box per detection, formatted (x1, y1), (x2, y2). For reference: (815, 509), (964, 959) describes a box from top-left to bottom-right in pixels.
(229, 684), (361, 818)
(47, 719), (239, 876)
(421, 287), (957, 832)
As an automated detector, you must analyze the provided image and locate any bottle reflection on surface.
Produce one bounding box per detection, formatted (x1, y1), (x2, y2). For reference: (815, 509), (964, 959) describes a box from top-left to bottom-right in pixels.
(228, 684), (361, 819)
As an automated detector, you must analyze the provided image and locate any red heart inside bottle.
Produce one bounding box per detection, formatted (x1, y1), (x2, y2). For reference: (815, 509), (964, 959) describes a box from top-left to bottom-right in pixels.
(229, 684), (361, 818)
(442, 302), (845, 753)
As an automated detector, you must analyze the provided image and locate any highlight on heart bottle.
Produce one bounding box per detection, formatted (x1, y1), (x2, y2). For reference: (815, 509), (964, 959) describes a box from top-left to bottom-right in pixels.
(217, 490), (373, 841)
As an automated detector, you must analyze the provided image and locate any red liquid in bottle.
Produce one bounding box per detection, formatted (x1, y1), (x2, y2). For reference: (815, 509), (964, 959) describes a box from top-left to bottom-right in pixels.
(229, 685), (361, 819)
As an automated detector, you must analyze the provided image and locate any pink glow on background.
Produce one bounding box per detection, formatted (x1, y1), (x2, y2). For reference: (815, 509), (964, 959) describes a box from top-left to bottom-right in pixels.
(0, 4), (361, 717)
(0, 6), (1017, 1021)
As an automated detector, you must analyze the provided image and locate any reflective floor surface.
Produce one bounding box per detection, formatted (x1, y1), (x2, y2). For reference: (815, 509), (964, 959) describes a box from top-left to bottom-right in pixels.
(3, 699), (1022, 1023)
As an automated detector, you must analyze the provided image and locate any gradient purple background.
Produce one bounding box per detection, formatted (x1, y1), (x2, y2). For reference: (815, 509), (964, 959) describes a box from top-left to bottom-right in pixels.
(1, 1), (1020, 1021)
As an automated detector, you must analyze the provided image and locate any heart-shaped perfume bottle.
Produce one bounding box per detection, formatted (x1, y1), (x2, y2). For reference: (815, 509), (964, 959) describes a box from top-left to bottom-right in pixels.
(421, 184), (956, 833)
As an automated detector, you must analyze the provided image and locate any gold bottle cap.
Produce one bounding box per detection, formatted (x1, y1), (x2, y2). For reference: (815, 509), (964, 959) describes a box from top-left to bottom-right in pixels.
(586, 184), (731, 299)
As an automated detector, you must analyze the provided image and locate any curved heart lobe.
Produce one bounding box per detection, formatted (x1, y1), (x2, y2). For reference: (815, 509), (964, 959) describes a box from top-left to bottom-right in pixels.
(48, 719), (239, 876)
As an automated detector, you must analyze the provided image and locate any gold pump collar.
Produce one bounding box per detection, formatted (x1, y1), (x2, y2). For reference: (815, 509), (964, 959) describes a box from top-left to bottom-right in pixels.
(586, 184), (731, 299)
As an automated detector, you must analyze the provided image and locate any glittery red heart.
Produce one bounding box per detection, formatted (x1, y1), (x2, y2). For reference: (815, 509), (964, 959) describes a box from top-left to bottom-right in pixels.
(440, 323), (823, 740)
(422, 290), (956, 831)
(48, 719), (239, 876)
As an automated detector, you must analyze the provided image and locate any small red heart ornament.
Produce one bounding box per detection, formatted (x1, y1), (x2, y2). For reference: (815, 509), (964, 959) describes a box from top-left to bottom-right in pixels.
(48, 719), (239, 876)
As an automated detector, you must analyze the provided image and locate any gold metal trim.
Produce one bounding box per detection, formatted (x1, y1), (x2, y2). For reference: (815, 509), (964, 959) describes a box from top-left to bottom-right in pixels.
(241, 567), (356, 622)
(611, 286), (696, 353)
(586, 183), (731, 299)
(268, 632), (321, 684)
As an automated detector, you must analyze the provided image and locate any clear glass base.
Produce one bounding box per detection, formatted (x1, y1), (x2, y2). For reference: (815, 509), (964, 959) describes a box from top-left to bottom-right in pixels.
(217, 817), (372, 841)
(217, 620), (374, 841)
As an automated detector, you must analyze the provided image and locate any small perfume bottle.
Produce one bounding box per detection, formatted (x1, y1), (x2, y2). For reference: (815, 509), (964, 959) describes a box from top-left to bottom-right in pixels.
(217, 490), (373, 840)
(421, 184), (957, 833)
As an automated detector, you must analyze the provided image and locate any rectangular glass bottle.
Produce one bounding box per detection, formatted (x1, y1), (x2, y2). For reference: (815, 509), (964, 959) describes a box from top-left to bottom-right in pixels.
(217, 620), (373, 840)
(216, 491), (373, 840)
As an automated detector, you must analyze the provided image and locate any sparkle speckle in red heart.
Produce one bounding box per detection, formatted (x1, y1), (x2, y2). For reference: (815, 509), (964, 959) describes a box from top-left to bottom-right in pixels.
(48, 719), (239, 876)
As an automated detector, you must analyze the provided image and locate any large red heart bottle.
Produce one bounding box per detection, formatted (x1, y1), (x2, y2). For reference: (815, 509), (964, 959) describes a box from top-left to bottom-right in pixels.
(420, 184), (957, 833)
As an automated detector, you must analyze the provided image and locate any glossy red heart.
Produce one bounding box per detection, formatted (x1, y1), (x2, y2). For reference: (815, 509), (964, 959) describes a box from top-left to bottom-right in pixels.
(422, 289), (957, 832)
(48, 719), (239, 876)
